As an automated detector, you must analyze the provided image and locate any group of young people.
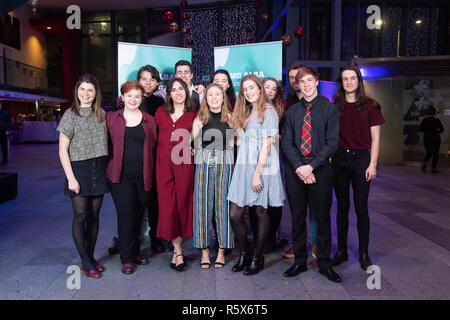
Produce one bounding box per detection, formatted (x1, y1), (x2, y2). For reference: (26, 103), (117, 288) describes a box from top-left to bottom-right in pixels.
(57, 59), (384, 284)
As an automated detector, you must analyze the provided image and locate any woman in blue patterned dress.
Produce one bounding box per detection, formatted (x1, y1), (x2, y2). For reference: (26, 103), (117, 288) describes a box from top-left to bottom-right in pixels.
(227, 74), (285, 276)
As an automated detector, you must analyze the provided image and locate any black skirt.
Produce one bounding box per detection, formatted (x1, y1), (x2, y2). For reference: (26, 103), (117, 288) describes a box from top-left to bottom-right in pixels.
(64, 156), (110, 197)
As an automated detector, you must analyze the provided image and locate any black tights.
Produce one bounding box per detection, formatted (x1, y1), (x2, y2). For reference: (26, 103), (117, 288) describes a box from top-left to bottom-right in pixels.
(230, 203), (269, 257)
(71, 195), (104, 271)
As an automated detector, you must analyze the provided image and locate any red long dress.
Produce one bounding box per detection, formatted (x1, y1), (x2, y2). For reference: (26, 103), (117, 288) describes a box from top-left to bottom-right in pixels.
(155, 106), (197, 240)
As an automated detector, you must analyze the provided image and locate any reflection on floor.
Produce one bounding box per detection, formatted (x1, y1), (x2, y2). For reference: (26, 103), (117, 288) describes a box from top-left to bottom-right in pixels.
(0, 144), (449, 300)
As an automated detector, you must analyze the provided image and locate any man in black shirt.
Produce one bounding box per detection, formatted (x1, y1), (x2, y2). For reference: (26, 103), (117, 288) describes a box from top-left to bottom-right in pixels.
(420, 106), (444, 173)
(281, 66), (341, 283)
(0, 102), (11, 166)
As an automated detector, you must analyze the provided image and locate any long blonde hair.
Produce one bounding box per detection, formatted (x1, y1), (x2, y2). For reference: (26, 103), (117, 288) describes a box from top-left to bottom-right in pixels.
(232, 74), (268, 129)
(198, 83), (230, 125)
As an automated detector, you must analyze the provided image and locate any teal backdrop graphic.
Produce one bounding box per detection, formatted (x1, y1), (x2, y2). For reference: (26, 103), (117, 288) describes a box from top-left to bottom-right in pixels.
(117, 42), (192, 95)
(214, 41), (282, 93)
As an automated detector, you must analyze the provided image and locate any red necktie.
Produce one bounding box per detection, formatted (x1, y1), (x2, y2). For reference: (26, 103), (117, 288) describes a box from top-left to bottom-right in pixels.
(300, 103), (312, 155)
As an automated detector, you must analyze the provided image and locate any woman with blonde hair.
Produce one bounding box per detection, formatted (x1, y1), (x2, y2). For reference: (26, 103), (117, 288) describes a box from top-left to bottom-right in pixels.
(192, 83), (234, 269)
(227, 75), (285, 275)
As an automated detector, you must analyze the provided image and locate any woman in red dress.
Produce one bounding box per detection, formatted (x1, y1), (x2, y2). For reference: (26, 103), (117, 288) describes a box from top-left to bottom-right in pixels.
(155, 78), (197, 272)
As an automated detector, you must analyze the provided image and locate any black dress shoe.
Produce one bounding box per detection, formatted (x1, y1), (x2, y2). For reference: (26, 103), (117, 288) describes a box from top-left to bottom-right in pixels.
(319, 267), (342, 283)
(283, 264), (307, 277)
(231, 251), (251, 272)
(331, 250), (348, 267)
(359, 253), (372, 271)
(243, 256), (264, 276)
(107, 236), (119, 255)
(150, 238), (165, 253)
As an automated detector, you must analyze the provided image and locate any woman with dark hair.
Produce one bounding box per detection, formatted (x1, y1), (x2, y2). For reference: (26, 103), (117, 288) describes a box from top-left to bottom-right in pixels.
(57, 74), (109, 279)
(192, 83), (234, 269)
(420, 106), (444, 173)
(155, 78), (197, 271)
(212, 69), (236, 110)
(331, 65), (385, 271)
(106, 81), (157, 275)
(227, 75), (285, 276)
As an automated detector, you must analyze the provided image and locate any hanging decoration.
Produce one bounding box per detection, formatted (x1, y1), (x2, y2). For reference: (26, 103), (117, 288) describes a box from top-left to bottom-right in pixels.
(181, 26), (191, 34)
(261, 13), (269, 22)
(164, 11), (175, 23)
(294, 26), (304, 38)
(181, 12), (189, 21)
(281, 34), (292, 46)
(246, 27), (252, 33)
(255, 0), (262, 6)
(31, 0), (38, 15)
(186, 38), (193, 46)
(169, 22), (179, 32)
(180, 0), (188, 6)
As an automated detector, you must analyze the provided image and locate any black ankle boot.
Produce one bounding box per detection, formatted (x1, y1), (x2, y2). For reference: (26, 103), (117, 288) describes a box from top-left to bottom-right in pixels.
(232, 251), (251, 272)
(243, 255), (264, 275)
(359, 252), (372, 271)
(331, 250), (348, 266)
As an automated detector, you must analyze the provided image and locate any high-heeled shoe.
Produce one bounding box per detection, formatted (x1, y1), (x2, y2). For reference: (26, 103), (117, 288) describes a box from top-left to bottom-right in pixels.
(231, 251), (251, 272)
(171, 251), (187, 272)
(94, 263), (105, 272)
(243, 255), (264, 276)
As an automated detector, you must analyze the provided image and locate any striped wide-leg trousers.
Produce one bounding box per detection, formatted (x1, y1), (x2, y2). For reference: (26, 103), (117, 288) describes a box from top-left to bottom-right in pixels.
(193, 148), (234, 249)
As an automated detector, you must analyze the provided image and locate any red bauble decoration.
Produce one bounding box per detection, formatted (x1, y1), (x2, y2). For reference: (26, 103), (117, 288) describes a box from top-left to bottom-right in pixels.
(294, 26), (304, 38)
(164, 11), (175, 23)
(261, 13), (269, 22)
(247, 37), (254, 43)
(186, 38), (193, 46)
(169, 22), (179, 32)
(281, 34), (292, 46)
(255, 0), (262, 6)
(180, 0), (188, 6)
(181, 12), (189, 20)
(181, 26), (191, 34)
(257, 33), (263, 39)
(246, 27), (252, 33)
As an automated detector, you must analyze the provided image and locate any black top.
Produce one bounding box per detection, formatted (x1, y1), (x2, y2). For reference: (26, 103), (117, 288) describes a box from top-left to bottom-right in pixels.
(281, 94), (339, 170)
(420, 116), (444, 141)
(121, 121), (145, 181)
(0, 109), (11, 131)
(286, 93), (301, 109)
(191, 90), (201, 111)
(201, 111), (231, 150)
(140, 94), (165, 117)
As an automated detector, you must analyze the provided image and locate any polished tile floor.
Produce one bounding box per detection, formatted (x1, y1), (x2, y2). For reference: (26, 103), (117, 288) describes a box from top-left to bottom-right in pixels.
(0, 144), (449, 300)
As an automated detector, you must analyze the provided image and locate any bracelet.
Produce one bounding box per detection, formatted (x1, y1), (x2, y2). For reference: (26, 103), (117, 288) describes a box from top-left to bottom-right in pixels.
(369, 163), (377, 168)
(255, 168), (263, 174)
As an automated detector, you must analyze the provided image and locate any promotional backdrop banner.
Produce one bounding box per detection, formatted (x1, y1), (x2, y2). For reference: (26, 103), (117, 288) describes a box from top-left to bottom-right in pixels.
(117, 42), (192, 95)
(214, 41), (282, 93)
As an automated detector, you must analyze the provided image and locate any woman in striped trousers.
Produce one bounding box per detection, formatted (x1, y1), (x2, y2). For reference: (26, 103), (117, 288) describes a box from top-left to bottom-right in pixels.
(192, 83), (234, 269)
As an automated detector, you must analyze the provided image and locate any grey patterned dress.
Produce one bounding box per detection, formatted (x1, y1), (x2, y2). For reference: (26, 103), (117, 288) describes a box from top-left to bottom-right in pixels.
(227, 105), (285, 209)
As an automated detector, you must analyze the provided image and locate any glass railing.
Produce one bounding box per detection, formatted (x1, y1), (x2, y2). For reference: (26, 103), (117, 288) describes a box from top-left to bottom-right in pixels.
(0, 56), (63, 97)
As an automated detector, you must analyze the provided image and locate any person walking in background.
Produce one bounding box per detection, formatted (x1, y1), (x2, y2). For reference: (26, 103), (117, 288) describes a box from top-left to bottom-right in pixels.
(227, 75), (285, 276)
(155, 78), (197, 272)
(57, 74), (109, 279)
(107, 81), (157, 275)
(331, 65), (385, 271)
(420, 106), (444, 173)
(0, 102), (11, 166)
(192, 83), (234, 269)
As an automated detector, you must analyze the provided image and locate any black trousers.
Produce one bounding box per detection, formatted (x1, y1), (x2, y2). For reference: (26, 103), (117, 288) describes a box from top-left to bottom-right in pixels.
(423, 138), (441, 169)
(110, 179), (150, 264)
(331, 148), (371, 254)
(0, 130), (7, 163)
(285, 162), (333, 270)
(147, 169), (160, 241)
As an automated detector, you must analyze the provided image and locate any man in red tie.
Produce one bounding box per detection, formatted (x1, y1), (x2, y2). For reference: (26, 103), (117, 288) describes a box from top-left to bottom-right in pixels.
(281, 66), (341, 283)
